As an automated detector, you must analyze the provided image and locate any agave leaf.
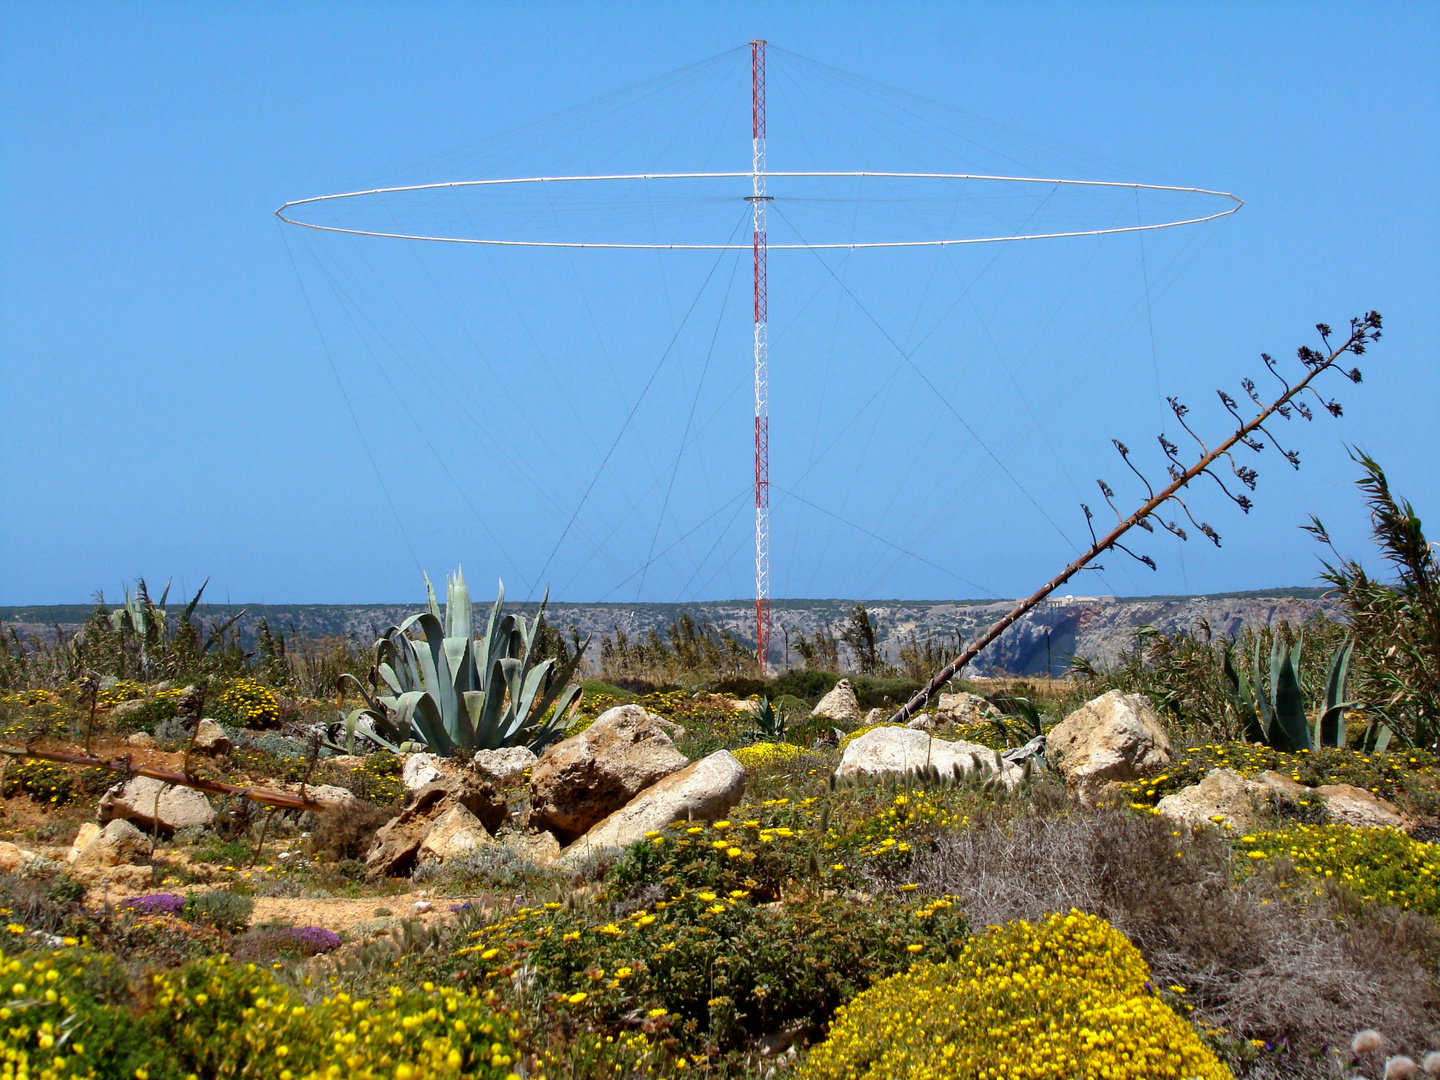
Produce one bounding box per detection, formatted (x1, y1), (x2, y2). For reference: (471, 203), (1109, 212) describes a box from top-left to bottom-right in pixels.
(478, 580), (506, 669)
(1253, 639), (1276, 740)
(394, 691), (451, 756)
(1374, 723), (1394, 753)
(1224, 650), (1266, 743)
(1269, 635), (1311, 752)
(1316, 639), (1356, 748)
(532, 633), (592, 720)
(446, 567), (473, 644)
(474, 657), (512, 749)
(515, 659), (553, 725)
(182, 578), (209, 625)
(424, 571), (442, 621)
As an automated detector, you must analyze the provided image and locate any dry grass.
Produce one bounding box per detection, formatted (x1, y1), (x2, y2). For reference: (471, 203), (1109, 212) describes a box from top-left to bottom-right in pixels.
(901, 801), (1439, 1077)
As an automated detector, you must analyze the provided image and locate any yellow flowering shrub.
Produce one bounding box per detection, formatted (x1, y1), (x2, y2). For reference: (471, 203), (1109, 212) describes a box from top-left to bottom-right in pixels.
(0, 946), (524, 1080)
(216, 677), (281, 728)
(732, 741), (802, 770)
(94, 681), (145, 709)
(799, 911), (1232, 1080)
(1238, 823), (1440, 915)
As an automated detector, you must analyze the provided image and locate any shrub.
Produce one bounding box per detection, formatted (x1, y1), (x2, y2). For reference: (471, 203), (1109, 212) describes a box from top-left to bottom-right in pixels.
(411, 844), (542, 893)
(798, 911), (1231, 1080)
(903, 804), (1439, 1073)
(183, 889), (254, 931)
(1239, 824), (1440, 916)
(454, 888), (966, 1051)
(233, 924), (342, 960)
(732, 741), (802, 770)
(118, 894), (187, 917)
(340, 753), (406, 805)
(214, 676), (281, 728)
(0, 759), (76, 805)
(0, 944), (524, 1080)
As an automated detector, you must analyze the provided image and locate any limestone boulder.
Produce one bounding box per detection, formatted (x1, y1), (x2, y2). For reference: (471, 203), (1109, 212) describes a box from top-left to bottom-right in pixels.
(366, 773), (508, 877)
(418, 804), (494, 865)
(125, 732), (157, 749)
(835, 726), (1022, 789)
(528, 705), (689, 843)
(0, 842), (37, 874)
(98, 777), (215, 833)
(66, 823), (103, 864)
(1045, 691), (1171, 803)
(904, 713), (935, 731)
(811, 680), (862, 722)
(403, 753), (445, 792)
(561, 751), (746, 860)
(107, 699), (147, 721)
(473, 746), (538, 785)
(71, 819), (153, 887)
(936, 692), (993, 725)
(276, 782), (362, 810)
(499, 829), (562, 868)
(1254, 770), (1309, 800)
(192, 719), (231, 755)
(1156, 768), (1261, 831)
(1317, 784), (1404, 829)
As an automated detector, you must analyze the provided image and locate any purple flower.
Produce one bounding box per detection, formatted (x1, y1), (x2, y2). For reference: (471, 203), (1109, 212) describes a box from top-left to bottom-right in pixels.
(118, 894), (186, 916)
(276, 926), (342, 954)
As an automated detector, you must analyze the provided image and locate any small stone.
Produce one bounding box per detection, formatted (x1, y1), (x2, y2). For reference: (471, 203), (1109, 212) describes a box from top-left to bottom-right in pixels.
(418, 804), (494, 864)
(413, 901), (433, 913)
(0, 842), (36, 874)
(403, 753), (445, 792)
(66, 823), (102, 864)
(904, 712), (935, 731)
(500, 829), (561, 867)
(192, 719), (231, 755)
(472, 746), (538, 785)
(125, 732), (157, 748)
(72, 819), (154, 886)
(1156, 768), (1260, 831)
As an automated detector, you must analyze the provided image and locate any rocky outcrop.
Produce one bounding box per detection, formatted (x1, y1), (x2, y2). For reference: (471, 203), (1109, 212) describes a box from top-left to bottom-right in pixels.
(561, 751), (746, 860)
(71, 819), (153, 888)
(528, 705), (688, 843)
(98, 777), (216, 833)
(1045, 691), (1171, 803)
(473, 746), (538, 785)
(835, 726), (1022, 789)
(811, 680), (862, 722)
(498, 828), (561, 868)
(1316, 784), (1404, 829)
(366, 773), (508, 877)
(1156, 768), (1260, 831)
(0, 843), (37, 874)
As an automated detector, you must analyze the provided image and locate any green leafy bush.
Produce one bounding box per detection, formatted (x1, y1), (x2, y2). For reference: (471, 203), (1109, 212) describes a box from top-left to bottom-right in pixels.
(455, 888), (965, 1051)
(183, 889), (254, 931)
(1239, 823), (1440, 915)
(0, 759), (76, 805)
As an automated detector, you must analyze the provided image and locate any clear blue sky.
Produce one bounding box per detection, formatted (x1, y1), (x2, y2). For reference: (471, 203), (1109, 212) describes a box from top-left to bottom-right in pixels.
(2, 2), (1436, 607)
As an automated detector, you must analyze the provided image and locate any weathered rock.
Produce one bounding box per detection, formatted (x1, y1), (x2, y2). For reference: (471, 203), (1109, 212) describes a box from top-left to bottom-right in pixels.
(66, 823), (103, 864)
(403, 753), (445, 792)
(71, 819), (153, 887)
(936, 692), (992, 725)
(1156, 768), (1260, 830)
(561, 751), (746, 860)
(125, 732), (157, 748)
(276, 782), (362, 810)
(862, 708), (884, 724)
(418, 804), (494, 865)
(107, 699), (147, 721)
(904, 712), (935, 731)
(0, 843), (37, 874)
(1045, 691), (1171, 803)
(528, 705), (689, 843)
(192, 719), (231, 755)
(835, 726), (1022, 789)
(98, 777), (216, 833)
(1254, 770), (1309, 800)
(1317, 784), (1404, 829)
(499, 829), (561, 868)
(811, 680), (862, 722)
(472, 746), (538, 785)
(365, 773), (507, 877)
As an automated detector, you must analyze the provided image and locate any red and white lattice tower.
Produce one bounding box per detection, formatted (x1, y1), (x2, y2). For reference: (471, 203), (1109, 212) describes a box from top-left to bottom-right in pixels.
(749, 39), (772, 674)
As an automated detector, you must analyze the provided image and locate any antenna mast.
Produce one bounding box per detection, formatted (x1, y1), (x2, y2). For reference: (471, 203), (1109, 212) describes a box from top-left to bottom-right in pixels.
(750, 38), (771, 674)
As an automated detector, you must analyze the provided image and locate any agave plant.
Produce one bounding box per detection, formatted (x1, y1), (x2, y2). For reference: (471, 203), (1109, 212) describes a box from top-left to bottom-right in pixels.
(337, 569), (589, 756)
(751, 696), (786, 742)
(1224, 635), (1360, 752)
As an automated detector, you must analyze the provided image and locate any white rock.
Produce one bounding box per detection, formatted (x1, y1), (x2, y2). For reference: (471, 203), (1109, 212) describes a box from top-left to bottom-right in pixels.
(1156, 768), (1261, 831)
(472, 746), (538, 785)
(99, 776), (215, 832)
(0, 842), (37, 874)
(811, 679), (862, 722)
(1317, 784), (1404, 829)
(412, 901), (433, 913)
(125, 732), (157, 748)
(499, 829), (561, 867)
(904, 712), (934, 731)
(561, 750), (746, 860)
(936, 692), (993, 725)
(66, 823), (103, 864)
(72, 819), (153, 887)
(835, 726), (1022, 789)
(418, 804), (494, 864)
(192, 718), (231, 755)
(403, 753), (445, 792)
(1045, 691), (1171, 803)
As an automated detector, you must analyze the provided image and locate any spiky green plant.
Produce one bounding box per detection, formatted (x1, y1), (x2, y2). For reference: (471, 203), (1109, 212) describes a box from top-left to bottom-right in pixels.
(338, 569), (589, 756)
(1223, 635), (1357, 752)
(752, 696), (786, 742)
